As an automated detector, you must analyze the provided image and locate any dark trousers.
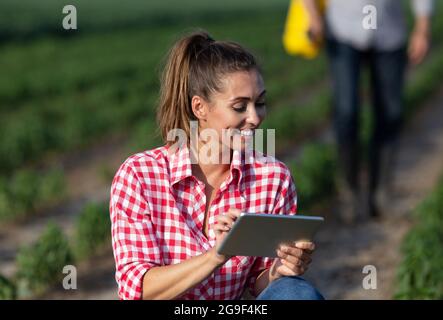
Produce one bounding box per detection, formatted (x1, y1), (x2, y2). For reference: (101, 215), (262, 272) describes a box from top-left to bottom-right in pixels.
(326, 38), (407, 199)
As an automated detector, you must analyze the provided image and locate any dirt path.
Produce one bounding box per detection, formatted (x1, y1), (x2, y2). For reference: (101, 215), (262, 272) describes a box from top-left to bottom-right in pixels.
(304, 85), (443, 299)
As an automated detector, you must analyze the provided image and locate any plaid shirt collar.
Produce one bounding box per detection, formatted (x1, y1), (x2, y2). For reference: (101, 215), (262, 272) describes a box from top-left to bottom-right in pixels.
(167, 143), (253, 188)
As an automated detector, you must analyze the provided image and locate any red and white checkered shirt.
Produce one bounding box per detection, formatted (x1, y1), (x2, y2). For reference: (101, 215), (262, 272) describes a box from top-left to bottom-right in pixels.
(110, 144), (297, 300)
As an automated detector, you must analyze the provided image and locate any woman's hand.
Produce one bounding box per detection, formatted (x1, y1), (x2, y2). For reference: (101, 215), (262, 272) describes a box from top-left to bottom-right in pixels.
(269, 241), (316, 282)
(209, 208), (241, 266)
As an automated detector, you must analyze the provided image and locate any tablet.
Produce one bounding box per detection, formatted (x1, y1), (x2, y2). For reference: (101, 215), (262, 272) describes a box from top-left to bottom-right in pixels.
(216, 213), (324, 258)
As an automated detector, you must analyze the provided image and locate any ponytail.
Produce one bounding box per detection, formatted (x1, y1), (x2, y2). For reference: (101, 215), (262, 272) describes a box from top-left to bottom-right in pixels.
(156, 30), (259, 144)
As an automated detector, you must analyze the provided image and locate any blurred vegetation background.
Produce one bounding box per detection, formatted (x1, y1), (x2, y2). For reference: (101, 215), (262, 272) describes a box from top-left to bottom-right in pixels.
(0, 0), (442, 300)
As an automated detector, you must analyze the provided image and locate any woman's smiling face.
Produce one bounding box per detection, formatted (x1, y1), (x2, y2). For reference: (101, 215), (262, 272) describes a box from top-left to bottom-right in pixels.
(192, 69), (267, 153)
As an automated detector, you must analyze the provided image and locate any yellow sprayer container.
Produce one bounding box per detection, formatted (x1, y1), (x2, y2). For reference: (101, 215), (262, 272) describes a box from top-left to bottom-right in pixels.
(282, 0), (327, 59)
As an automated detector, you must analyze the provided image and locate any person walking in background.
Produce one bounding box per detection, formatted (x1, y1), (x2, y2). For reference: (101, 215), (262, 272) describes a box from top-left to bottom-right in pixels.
(303, 0), (433, 222)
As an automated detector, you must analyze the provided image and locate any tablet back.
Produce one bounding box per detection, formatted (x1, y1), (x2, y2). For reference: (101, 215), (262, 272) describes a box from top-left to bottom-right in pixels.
(217, 213), (324, 258)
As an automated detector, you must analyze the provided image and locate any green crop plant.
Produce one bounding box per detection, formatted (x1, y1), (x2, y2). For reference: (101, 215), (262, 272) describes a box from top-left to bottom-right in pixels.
(289, 143), (337, 211)
(0, 274), (17, 300)
(16, 222), (73, 297)
(394, 177), (443, 299)
(74, 202), (111, 260)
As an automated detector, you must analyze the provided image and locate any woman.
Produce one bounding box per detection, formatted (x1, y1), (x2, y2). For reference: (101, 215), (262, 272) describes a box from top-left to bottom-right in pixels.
(110, 30), (324, 300)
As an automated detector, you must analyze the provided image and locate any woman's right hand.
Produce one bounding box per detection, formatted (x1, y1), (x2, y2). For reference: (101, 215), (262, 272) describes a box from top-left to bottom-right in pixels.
(209, 208), (241, 266)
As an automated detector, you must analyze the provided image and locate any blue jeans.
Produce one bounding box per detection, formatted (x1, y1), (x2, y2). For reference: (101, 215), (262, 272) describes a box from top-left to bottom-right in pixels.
(256, 276), (325, 300)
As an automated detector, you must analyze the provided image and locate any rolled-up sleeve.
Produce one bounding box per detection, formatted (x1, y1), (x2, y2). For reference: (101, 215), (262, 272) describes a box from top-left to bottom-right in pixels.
(247, 166), (298, 296)
(412, 0), (434, 17)
(110, 161), (162, 300)
(271, 167), (297, 216)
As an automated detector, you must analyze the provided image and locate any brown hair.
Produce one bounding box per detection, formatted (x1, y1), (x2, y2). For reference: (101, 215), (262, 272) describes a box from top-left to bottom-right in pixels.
(156, 30), (260, 144)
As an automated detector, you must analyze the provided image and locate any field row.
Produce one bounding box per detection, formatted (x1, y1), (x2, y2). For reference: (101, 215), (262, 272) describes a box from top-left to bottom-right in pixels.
(395, 174), (443, 299)
(2, 37), (443, 224)
(0, 202), (110, 299)
(0, 11), (327, 176)
(0, 0), (289, 41)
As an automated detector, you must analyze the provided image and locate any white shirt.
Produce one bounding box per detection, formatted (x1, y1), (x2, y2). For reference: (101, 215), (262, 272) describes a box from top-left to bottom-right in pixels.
(325, 0), (434, 50)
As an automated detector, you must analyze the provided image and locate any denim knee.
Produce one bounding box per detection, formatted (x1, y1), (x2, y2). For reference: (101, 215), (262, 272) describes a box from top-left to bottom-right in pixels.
(256, 276), (324, 300)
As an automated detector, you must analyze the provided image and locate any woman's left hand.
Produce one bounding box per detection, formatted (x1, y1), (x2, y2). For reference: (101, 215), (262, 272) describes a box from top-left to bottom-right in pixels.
(269, 241), (315, 281)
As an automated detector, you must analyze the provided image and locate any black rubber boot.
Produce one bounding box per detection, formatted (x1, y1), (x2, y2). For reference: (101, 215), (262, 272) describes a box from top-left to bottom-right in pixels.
(336, 143), (361, 224)
(368, 143), (396, 218)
